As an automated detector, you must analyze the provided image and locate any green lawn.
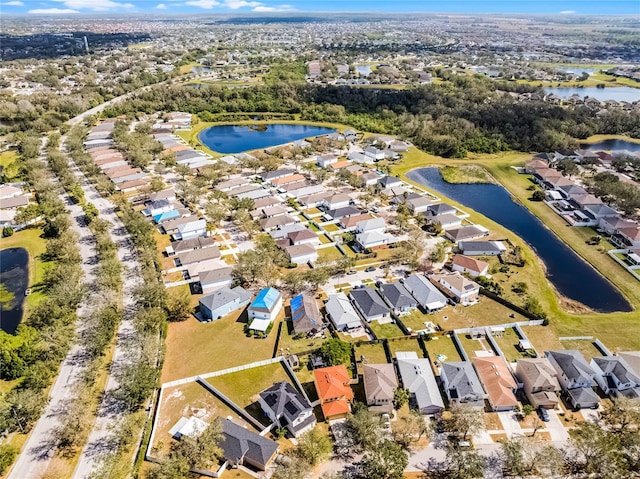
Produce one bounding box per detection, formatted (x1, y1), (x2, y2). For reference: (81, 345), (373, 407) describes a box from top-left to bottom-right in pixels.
(440, 165), (493, 184)
(354, 342), (389, 365)
(277, 319), (327, 355)
(387, 338), (425, 359)
(423, 335), (463, 370)
(457, 334), (493, 360)
(393, 144), (640, 352)
(369, 321), (405, 339)
(492, 328), (532, 362)
(318, 234), (333, 245)
(161, 310), (280, 383)
(0, 228), (51, 310)
(560, 340), (603, 362)
(0, 150), (20, 181)
(398, 309), (439, 333)
(522, 325), (564, 354)
(317, 246), (344, 262)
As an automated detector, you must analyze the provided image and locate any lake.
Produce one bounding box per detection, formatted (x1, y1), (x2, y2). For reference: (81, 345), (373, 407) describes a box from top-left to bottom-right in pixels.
(545, 86), (640, 102)
(580, 139), (640, 152)
(198, 123), (336, 154)
(0, 247), (29, 334)
(356, 65), (372, 77)
(407, 168), (632, 313)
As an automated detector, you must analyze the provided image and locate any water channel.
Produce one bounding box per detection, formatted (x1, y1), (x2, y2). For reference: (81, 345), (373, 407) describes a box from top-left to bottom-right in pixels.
(406, 168), (632, 313)
(0, 247), (29, 334)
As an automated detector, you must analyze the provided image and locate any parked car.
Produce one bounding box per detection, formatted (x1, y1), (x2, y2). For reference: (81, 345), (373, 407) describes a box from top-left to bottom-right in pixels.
(347, 270), (357, 275)
(538, 406), (550, 422)
(364, 266), (376, 272)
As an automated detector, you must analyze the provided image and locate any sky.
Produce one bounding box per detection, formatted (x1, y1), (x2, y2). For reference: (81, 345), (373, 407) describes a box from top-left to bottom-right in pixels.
(2, 0), (639, 16)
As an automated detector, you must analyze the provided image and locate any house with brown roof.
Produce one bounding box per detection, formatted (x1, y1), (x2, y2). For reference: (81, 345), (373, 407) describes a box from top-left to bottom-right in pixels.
(363, 364), (398, 413)
(451, 254), (489, 278)
(314, 365), (354, 420)
(472, 356), (518, 411)
(515, 358), (561, 409)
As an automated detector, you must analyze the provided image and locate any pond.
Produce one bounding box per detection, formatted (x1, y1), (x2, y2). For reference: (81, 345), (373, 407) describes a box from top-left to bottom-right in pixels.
(356, 65), (372, 77)
(198, 123), (336, 154)
(406, 168), (632, 313)
(545, 86), (640, 102)
(0, 247), (29, 334)
(580, 139), (640, 152)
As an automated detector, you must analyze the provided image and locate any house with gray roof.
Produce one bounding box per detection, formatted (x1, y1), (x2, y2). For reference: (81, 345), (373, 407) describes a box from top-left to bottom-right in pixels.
(363, 363), (398, 413)
(440, 362), (486, 408)
(515, 358), (561, 409)
(219, 418), (279, 470)
(198, 267), (233, 293)
(325, 292), (363, 332)
(591, 356), (640, 399)
(378, 175), (402, 189)
(199, 286), (252, 321)
(403, 274), (448, 312)
(546, 350), (600, 409)
(457, 241), (506, 256)
(425, 203), (456, 217)
(396, 351), (444, 415)
(444, 225), (488, 243)
(379, 282), (418, 316)
(258, 382), (316, 437)
(349, 287), (392, 324)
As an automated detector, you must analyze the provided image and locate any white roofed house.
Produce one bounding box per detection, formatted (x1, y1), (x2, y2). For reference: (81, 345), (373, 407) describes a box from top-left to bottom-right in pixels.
(198, 267), (234, 293)
(407, 196), (432, 214)
(355, 231), (399, 251)
(457, 241), (506, 256)
(199, 286), (252, 321)
(284, 244), (318, 265)
(355, 217), (386, 234)
(321, 193), (352, 211)
(365, 146), (386, 161)
(317, 153), (339, 168)
(325, 292), (363, 332)
(396, 351), (444, 415)
(175, 218), (207, 240)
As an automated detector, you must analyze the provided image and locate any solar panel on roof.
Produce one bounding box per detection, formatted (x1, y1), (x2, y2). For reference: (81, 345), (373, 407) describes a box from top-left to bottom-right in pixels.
(284, 402), (300, 416)
(264, 394), (277, 407)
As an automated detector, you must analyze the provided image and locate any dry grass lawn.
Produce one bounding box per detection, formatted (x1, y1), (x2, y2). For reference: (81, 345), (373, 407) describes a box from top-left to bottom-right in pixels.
(161, 310), (280, 383)
(423, 335), (463, 371)
(484, 413), (504, 431)
(387, 338), (425, 359)
(522, 325), (564, 354)
(561, 340), (603, 362)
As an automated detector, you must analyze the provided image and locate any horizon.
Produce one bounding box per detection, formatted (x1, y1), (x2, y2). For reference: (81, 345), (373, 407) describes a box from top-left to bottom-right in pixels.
(3, 0), (639, 16)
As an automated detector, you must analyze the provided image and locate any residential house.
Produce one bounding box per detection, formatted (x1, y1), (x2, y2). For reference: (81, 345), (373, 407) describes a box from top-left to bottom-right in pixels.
(269, 223), (307, 240)
(444, 225), (488, 243)
(340, 213), (374, 231)
(349, 287), (392, 323)
(363, 363), (398, 413)
(317, 154), (339, 168)
(430, 272), (480, 305)
(379, 282), (418, 316)
(361, 171), (380, 186)
(175, 247), (221, 271)
(403, 274), (448, 313)
(199, 286), (252, 321)
(344, 129), (358, 142)
(176, 219), (207, 241)
(321, 193), (352, 211)
(290, 294), (324, 334)
(457, 241), (506, 256)
(284, 244), (318, 265)
(168, 236), (217, 256)
(314, 365), (354, 420)
(258, 381), (316, 437)
(425, 203), (456, 217)
(219, 418), (279, 471)
(355, 231), (398, 251)
(288, 228), (319, 247)
(262, 169), (296, 183)
(440, 362), (487, 408)
(432, 213), (462, 230)
(248, 288), (283, 332)
(326, 206), (360, 220)
(407, 196), (432, 214)
(591, 356), (640, 399)
(355, 217), (386, 234)
(545, 350), (600, 409)
(365, 146), (386, 161)
(260, 214), (297, 232)
(396, 351), (444, 415)
(378, 176), (403, 189)
(325, 293), (363, 332)
(515, 358), (561, 409)
(198, 267), (233, 293)
(472, 356), (518, 411)
(451, 255), (489, 278)
(617, 352), (640, 378)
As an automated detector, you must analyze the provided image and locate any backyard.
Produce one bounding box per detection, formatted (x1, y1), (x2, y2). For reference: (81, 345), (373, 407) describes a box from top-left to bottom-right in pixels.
(387, 337), (425, 359)
(492, 327), (533, 362)
(423, 335), (463, 373)
(560, 339), (604, 362)
(369, 320), (405, 339)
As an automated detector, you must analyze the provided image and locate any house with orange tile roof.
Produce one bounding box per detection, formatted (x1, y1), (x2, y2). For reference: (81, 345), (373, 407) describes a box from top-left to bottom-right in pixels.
(451, 254), (489, 278)
(472, 356), (518, 411)
(313, 365), (354, 420)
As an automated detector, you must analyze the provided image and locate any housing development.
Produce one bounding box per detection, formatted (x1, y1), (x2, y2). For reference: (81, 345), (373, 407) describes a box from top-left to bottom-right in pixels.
(0, 5), (639, 479)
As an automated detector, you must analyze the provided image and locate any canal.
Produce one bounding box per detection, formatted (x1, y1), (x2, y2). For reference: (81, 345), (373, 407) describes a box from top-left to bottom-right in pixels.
(0, 247), (29, 334)
(407, 168), (632, 313)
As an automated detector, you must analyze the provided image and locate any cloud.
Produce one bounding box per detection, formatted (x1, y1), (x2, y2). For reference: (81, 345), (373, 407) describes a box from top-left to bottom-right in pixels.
(54, 0), (135, 11)
(1, 1), (25, 6)
(156, 2), (167, 8)
(29, 7), (79, 13)
(560, 10), (576, 14)
(185, 0), (220, 7)
(253, 4), (293, 11)
(224, 0), (262, 8)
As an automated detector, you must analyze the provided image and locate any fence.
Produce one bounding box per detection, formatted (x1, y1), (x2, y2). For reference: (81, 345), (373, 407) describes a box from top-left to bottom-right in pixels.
(451, 332), (469, 362)
(559, 336), (594, 341)
(480, 288), (545, 321)
(454, 319), (544, 335)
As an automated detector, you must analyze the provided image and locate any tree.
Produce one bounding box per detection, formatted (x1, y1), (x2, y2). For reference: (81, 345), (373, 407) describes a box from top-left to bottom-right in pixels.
(320, 338), (352, 366)
(393, 387), (410, 410)
(272, 458), (311, 479)
(531, 189), (546, 201)
(297, 427), (333, 465)
(523, 296), (547, 320)
(2, 226), (14, 237)
(444, 404), (485, 441)
(391, 410), (431, 450)
(443, 445), (486, 479)
(360, 439), (408, 479)
(569, 421), (628, 479)
(558, 158), (579, 178)
(346, 402), (382, 452)
(0, 445), (18, 476)
(165, 289), (191, 322)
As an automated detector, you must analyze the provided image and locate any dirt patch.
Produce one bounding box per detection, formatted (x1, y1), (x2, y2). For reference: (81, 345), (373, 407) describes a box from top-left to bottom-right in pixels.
(490, 433), (508, 443)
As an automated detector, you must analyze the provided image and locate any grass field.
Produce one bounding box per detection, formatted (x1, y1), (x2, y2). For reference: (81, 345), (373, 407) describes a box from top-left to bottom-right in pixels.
(560, 340), (603, 362)
(522, 325), (564, 354)
(161, 310), (280, 383)
(440, 165), (493, 184)
(399, 309), (440, 333)
(354, 342), (389, 365)
(423, 335), (463, 368)
(369, 320), (404, 339)
(317, 245), (344, 262)
(277, 319), (327, 355)
(0, 228), (51, 310)
(393, 144), (640, 352)
(387, 337), (425, 359)
(492, 328), (531, 362)
(0, 150), (20, 181)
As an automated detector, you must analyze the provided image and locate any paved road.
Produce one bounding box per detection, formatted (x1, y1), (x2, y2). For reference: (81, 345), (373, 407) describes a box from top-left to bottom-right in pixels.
(8, 140), (101, 479)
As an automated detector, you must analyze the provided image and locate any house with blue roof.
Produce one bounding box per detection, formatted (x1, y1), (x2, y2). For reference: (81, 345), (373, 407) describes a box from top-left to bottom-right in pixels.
(153, 209), (180, 224)
(248, 287), (283, 332)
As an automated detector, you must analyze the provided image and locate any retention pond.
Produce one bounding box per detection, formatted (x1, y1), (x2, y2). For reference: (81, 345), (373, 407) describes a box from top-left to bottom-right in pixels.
(0, 247), (29, 334)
